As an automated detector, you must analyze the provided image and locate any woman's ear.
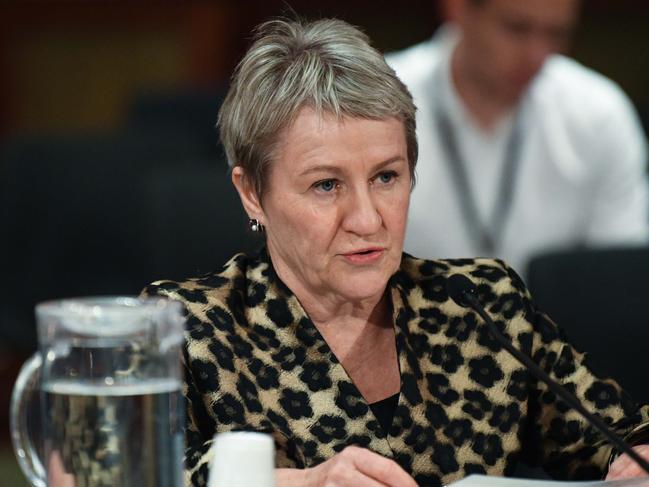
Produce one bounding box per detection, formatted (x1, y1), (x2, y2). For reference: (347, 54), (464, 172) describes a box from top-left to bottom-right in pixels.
(231, 166), (265, 223)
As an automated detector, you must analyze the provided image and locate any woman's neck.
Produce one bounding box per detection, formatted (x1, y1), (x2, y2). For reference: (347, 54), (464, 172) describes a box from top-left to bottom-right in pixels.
(288, 273), (393, 359)
(312, 296), (400, 404)
(310, 295), (392, 353)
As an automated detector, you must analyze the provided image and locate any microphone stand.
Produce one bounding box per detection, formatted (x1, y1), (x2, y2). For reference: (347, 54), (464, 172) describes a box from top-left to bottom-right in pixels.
(452, 275), (649, 476)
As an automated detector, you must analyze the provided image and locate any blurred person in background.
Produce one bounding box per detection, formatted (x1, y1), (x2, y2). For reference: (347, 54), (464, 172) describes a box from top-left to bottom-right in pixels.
(144, 17), (649, 487)
(387, 0), (649, 275)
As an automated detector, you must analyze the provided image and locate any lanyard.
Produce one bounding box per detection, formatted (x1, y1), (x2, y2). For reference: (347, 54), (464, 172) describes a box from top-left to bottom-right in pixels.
(433, 70), (524, 255)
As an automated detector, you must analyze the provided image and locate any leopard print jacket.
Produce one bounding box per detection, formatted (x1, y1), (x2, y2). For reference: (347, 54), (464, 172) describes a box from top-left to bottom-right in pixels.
(142, 249), (649, 487)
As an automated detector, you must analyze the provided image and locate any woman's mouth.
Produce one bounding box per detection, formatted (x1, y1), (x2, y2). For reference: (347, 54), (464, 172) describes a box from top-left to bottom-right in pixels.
(342, 248), (385, 264)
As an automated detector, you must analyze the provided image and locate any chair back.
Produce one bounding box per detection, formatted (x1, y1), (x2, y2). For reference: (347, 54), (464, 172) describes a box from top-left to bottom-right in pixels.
(141, 162), (260, 282)
(526, 246), (649, 404)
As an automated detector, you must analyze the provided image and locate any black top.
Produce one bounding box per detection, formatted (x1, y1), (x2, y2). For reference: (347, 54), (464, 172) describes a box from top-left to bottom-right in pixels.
(369, 392), (400, 432)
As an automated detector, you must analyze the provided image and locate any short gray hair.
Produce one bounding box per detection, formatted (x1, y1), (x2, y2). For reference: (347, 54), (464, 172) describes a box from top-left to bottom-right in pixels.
(218, 17), (418, 199)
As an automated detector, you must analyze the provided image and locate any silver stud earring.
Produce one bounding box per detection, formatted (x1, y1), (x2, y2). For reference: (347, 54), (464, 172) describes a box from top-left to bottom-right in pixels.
(249, 218), (264, 233)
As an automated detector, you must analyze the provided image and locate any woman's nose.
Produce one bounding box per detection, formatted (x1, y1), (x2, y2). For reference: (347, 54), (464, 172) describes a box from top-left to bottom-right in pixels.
(341, 187), (382, 236)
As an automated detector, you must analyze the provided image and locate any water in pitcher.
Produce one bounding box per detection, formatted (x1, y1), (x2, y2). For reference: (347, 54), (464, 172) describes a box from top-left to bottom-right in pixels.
(42, 378), (184, 487)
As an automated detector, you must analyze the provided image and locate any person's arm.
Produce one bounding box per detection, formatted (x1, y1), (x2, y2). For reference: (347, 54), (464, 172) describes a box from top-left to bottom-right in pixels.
(181, 346), (220, 486)
(489, 261), (649, 479)
(140, 282), (214, 486)
(584, 89), (649, 245)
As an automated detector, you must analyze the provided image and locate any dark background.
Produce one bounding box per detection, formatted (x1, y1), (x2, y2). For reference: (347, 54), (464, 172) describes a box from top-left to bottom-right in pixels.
(1, 1), (648, 484)
(1, 1), (648, 138)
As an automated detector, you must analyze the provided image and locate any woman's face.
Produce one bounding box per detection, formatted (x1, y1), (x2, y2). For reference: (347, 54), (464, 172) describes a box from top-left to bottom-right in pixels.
(239, 107), (411, 306)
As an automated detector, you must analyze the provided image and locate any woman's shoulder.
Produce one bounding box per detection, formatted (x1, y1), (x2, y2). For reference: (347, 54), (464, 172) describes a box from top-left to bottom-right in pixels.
(399, 253), (527, 294)
(395, 253), (533, 324)
(141, 250), (268, 308)
(396, 254), (540, 347)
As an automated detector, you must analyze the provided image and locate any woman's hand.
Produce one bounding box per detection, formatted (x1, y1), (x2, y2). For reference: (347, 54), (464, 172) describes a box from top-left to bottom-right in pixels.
(47, 451), (75, 487)
(276, 446), (418, 487)
(606, 444), (649, 480)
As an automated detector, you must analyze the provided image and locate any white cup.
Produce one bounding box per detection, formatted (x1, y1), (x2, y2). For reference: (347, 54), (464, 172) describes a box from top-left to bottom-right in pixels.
(209, 431), (276, 487)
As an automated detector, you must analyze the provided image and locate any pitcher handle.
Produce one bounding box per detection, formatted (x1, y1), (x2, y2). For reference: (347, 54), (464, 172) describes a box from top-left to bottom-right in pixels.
(10, 353), (46, 487)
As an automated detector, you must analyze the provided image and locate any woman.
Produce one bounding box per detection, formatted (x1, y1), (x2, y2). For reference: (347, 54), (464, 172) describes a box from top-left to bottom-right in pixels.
(143, 18), (649, 487)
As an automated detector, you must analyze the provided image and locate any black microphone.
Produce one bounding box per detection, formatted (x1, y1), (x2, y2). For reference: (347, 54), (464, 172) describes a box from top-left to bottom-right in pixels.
(446, 273), (649, 476)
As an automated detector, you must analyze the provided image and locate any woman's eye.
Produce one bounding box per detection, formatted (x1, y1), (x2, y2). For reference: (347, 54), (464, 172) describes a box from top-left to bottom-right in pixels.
(315, 179), (337, 192)
(377, 171), (396, 184)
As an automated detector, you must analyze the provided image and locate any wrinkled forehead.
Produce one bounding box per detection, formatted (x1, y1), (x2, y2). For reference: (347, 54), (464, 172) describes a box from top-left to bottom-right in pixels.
(274, 104), (404, 147)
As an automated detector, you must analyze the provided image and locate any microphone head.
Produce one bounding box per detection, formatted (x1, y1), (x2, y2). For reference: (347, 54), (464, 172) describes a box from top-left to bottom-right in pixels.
(447, 274), (478, 308)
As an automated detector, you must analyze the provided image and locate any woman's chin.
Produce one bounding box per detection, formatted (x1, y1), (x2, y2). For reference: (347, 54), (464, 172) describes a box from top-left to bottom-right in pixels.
(330, 271), (393, 302)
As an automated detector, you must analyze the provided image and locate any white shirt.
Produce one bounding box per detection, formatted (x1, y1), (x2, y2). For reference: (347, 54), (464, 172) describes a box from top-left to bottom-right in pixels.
(387, 27), (649, 275)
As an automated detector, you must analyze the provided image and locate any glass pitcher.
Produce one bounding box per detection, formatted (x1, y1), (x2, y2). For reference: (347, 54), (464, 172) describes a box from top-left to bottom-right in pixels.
(10, 296), (185, 487)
